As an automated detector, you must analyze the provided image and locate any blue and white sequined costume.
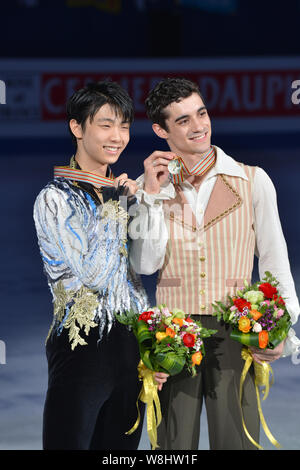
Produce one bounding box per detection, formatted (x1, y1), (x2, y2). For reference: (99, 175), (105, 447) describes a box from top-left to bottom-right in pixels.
(33, 177), (149, 350)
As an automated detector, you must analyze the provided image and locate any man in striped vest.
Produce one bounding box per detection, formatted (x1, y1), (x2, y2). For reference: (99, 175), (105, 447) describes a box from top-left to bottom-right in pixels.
(129, 77), (300, 450)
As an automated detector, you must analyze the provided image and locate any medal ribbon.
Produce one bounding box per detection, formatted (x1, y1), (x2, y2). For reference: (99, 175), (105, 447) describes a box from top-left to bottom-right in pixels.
(170, 147), (216, 184)
(54, 166), (115, 188)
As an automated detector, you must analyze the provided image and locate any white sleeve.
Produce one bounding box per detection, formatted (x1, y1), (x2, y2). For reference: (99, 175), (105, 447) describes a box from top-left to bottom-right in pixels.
(128, 175), (174, 275)
(253, 167), (300, 356)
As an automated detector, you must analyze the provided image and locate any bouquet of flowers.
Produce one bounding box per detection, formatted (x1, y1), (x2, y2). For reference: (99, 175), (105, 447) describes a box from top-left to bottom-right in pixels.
(116, 305), (216, 449)
(212, 271), (291, 350)
(212, 271), (291, 450)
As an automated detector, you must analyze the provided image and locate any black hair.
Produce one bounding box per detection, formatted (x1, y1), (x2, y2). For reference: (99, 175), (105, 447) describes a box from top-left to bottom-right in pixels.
(145, 77), (205, 131)
(66, 80), (134, 146)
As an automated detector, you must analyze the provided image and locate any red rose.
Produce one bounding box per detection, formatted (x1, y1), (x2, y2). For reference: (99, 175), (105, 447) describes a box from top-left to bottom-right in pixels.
(138, 311), (153, 322)
(233, 298), (251, 312)
(273, 294), (285, 305)
(259, 282), (277, 299)
(183, 333), (195, 348)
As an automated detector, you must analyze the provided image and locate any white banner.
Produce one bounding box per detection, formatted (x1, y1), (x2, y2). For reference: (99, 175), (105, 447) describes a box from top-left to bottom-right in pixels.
(0, 57), (299, 137)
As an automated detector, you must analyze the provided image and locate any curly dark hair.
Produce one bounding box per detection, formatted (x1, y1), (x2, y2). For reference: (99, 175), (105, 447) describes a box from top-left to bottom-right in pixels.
(145, 77), (205, 131)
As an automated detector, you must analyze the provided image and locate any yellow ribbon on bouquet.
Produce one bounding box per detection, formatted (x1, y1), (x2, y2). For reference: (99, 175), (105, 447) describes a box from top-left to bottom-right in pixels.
(240, 347), (281, 450)
(126, 360), (162, 450)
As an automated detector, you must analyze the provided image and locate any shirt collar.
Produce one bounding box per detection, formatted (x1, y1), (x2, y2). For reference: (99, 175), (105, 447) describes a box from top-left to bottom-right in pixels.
(206, 145), (248, 180)
(181, 145), (248, 189)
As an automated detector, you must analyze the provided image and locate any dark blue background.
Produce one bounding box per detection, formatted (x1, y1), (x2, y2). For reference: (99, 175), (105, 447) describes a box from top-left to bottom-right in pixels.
(0, 0), (299, 451)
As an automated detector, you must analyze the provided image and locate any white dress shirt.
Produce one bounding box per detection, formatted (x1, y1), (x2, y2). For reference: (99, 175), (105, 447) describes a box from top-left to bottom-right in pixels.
(129, 146), (300, 357)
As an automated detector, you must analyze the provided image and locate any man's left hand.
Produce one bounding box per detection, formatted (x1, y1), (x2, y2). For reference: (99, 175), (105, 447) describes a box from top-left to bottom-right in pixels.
(250, 340), (285, 364)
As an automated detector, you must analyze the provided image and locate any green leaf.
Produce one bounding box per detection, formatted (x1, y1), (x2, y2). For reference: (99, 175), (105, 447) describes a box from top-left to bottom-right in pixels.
(230, 330), (259, 347)
(200, 328), (217, 338)
(141, 349), (153, 371)
(114, 309), (138, 326)
(268, 324), (290, 348)
(136, 321), (152, 345)
(155, 351), (186, 376)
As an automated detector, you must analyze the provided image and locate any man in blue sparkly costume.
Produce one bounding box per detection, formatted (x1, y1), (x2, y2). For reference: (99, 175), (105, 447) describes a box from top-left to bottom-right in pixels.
(33, 81), (167, 450)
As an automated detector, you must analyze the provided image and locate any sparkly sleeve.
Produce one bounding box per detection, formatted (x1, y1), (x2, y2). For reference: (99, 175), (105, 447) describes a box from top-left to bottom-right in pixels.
(33, 186), (127, 292)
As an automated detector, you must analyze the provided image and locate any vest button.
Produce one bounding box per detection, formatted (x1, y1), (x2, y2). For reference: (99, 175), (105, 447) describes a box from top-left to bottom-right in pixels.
(199, 256), (206, 261)
(199, 289), (205, 295)
(200, 305), (206, 310)
(200, 272), (206, 278)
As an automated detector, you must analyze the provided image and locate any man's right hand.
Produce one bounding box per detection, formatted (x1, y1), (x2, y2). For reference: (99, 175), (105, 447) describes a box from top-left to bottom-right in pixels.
(143, 151), (177, 194)
(114, 173), (138, 196)
(154, 371), (169, 391)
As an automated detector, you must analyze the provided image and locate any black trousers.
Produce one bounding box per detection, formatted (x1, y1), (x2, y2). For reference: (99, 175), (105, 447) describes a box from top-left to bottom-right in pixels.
(43, 322), (144, 450)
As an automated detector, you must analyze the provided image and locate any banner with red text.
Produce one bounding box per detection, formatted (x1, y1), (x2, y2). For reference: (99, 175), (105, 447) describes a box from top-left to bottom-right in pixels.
(0, 57), (299, 137)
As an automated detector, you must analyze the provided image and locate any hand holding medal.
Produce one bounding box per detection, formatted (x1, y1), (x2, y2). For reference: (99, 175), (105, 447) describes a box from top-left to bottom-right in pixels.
(143, 150), (177, 194)
(144, 147), (216, 192)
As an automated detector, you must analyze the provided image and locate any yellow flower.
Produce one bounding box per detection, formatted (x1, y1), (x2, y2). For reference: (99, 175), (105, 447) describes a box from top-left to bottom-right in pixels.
(156, 332), (167, 342)
(238, 316), (251, 333)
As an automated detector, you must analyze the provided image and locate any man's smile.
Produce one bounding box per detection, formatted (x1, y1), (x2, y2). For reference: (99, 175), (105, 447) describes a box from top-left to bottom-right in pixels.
(103, 146), (121, 154)
(188, 131), (208, 142)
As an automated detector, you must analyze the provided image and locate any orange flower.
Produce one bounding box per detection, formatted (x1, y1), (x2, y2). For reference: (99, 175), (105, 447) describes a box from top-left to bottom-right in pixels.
(172, 317), (184, 327)
(250, 309), (262, 321)
(238, 316), (251, 333)
(192, 352), (203, 365)
(166, 327), (176, 338)
(258, 330), (269, 349)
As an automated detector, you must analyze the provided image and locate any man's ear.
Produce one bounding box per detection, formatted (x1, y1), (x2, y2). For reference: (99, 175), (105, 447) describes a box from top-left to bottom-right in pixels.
(69, 119), (83, 140)
(152, 123), (169, 140)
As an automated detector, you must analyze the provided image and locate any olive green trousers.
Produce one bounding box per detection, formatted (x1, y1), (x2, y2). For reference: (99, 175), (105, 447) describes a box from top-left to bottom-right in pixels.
(157, 316), (260, 450)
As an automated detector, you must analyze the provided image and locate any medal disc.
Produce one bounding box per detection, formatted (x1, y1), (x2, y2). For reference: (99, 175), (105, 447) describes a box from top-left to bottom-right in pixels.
(168, 158), (181, 175)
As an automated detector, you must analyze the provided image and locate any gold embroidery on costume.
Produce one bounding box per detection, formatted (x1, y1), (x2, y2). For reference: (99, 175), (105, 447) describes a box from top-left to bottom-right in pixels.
(101, 199), (129, 224)
(69, 155), (76, 169)
(101, 200), (129, 257)
(64, 286), (99, 350)
(45, 281), (73, 344)
(69, 155), (82, 190)
(46, 281), (99, 350)
(53, 280), (72, 322)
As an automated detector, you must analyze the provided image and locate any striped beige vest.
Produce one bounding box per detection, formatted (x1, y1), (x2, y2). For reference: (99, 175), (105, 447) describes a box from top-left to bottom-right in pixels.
(156, 164), (256, 315)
